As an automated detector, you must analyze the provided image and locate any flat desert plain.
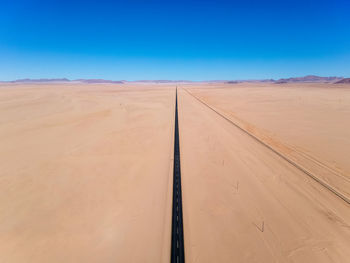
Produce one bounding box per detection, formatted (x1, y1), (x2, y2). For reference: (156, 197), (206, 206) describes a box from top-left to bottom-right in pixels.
(0, 83), (175, 262)
(0, 82), (350, 263)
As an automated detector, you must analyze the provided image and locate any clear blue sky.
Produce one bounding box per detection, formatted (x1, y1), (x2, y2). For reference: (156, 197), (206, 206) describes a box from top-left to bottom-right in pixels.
(0, 0), (349, 80)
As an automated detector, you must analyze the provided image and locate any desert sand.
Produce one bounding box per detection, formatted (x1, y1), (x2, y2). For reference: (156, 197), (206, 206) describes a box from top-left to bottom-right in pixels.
(185, 83), (350, 201)
(0, 83), (175, 262)
(179, 84), (350, 262)
(0, 82), (349, 262)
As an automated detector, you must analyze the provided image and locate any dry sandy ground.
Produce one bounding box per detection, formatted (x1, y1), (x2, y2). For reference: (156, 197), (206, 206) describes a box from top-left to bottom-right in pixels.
(0, 83), (175, 262)
(0, 82), (349, 263)
(179, 84), (350, 262)
(186, 83), (350, 202)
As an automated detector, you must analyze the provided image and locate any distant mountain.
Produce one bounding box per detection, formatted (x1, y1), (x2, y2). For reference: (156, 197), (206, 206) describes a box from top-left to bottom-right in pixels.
(334, 78), (350, 84)
(0, 76), (346, 84)
(74, 79), (124, 84)
(8, 78), (70, 83)
(0, 78), (124, 84)
(131, 80), (194, 83)
(244, 79), (275, 83)
(275, 75), (343, 84)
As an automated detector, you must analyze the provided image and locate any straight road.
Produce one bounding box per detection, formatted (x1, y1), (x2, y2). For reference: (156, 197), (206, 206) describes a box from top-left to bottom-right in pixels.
(171, 88), (185, 263)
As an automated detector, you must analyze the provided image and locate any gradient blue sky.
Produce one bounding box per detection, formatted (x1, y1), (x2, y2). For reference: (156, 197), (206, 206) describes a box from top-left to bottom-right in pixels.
(1, 0), (349, 80)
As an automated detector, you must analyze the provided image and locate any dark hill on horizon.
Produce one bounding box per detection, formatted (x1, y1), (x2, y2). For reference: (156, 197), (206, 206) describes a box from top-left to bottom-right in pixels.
(275, 75), (343, 84)
(334, 78), (350, 84)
